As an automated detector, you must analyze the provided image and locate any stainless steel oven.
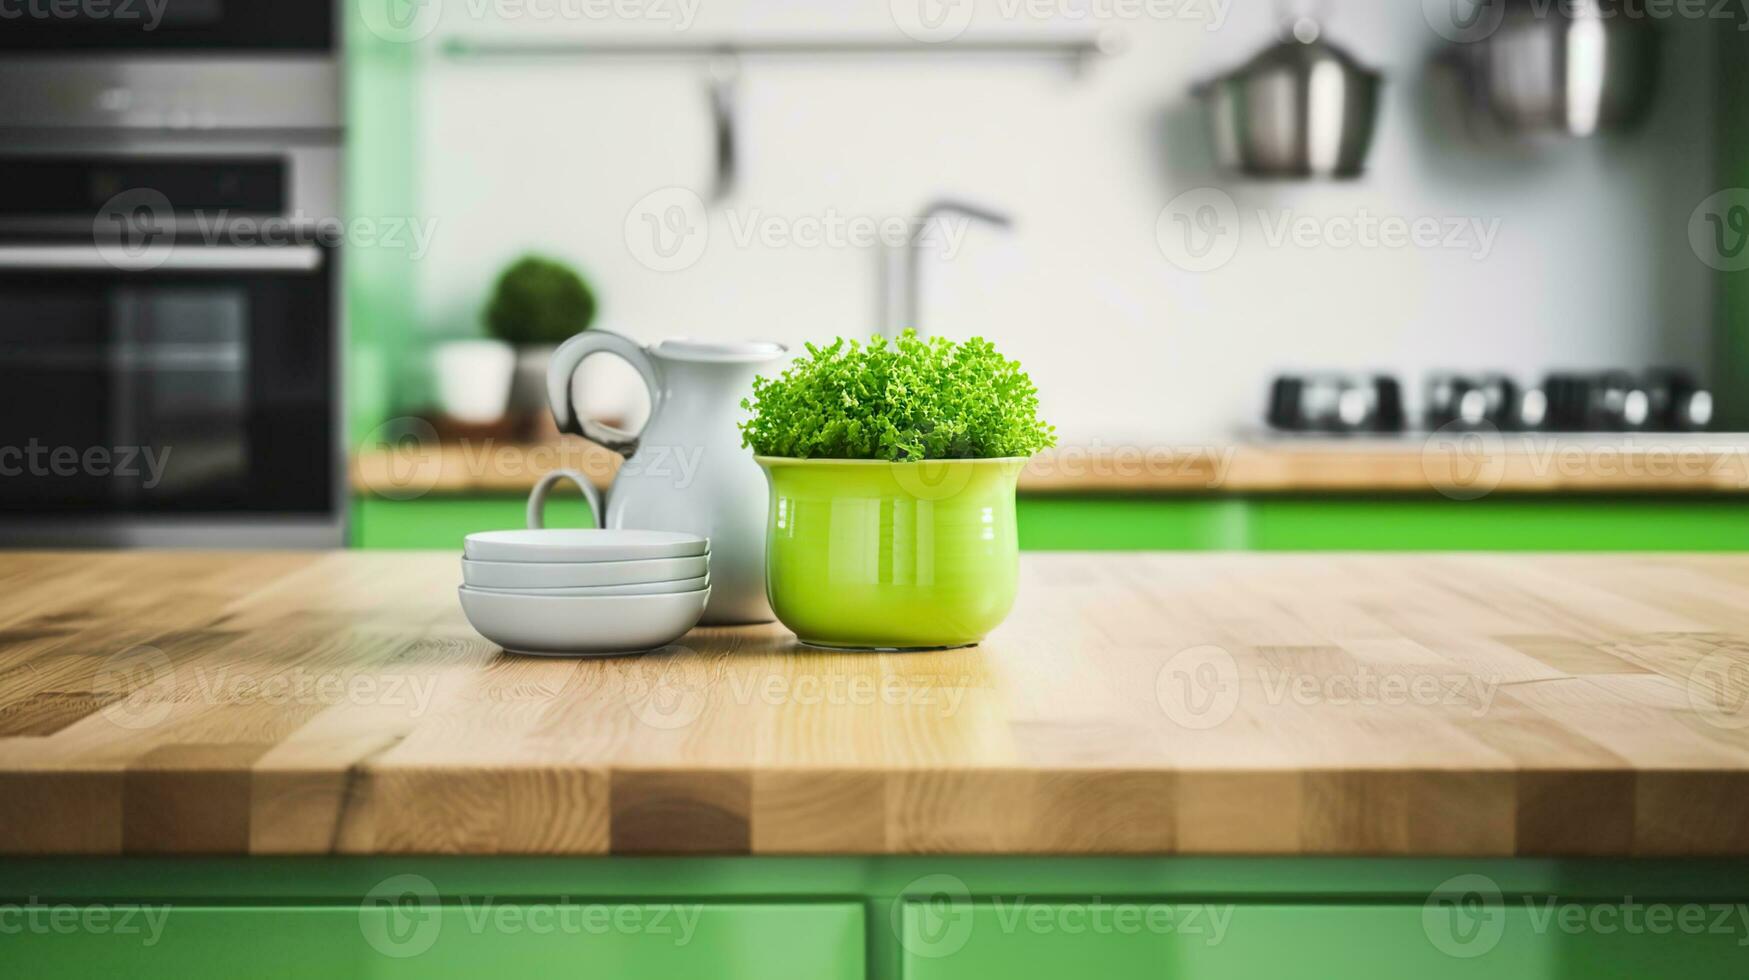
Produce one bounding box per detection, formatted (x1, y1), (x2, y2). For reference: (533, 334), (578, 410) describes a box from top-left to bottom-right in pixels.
(0, 0), (331, 52)
(0, 3), (343, 546)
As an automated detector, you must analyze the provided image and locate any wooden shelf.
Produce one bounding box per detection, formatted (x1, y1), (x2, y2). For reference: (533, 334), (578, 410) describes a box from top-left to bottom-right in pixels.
(351, 438), (1749, 498)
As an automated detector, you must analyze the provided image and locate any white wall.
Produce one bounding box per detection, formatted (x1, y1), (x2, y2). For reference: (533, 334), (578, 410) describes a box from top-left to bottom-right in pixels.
(409, 0), (1717, 442)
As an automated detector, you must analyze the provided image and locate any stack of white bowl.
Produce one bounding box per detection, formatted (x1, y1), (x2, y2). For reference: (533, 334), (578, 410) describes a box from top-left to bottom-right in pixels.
(458, 529), (710, 656)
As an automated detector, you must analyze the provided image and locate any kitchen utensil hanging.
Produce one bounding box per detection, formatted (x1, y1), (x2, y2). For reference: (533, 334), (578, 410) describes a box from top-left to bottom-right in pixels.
(1438, 0), (1660, 139)
(1192, 1), (1382, 179)
(705, 55), (738, 202)
(445, 34), (1118, 201)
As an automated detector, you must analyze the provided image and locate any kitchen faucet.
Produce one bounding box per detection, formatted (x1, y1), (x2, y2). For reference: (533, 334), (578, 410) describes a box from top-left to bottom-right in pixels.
(876, 198), (1013, 338)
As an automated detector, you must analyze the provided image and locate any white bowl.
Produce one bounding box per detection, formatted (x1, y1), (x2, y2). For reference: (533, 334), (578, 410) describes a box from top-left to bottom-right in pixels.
(462, 555), (708, 590)
(464, 528), (707, 564)
(457, 585), (710, 656)
(461, 575), (708, 598)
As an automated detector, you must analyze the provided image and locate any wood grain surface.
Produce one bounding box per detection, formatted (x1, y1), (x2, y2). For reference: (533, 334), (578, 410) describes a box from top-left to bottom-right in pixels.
(1, 552), (1747, 857)
(350, 438), (1749, 497)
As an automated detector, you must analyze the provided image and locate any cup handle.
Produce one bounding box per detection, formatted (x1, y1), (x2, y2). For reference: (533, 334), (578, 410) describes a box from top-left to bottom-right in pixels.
(527, 469), (605, 530)
(545, 329), (662, 457)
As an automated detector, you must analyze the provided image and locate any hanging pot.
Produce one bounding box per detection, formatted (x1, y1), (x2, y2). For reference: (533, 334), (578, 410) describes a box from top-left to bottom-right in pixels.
(1450, 0), (1659, 137)
(1194, 19), (1383, 179)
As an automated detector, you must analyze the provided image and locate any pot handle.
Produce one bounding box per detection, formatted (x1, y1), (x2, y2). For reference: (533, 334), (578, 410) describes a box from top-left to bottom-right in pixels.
(527, 469), (604, 530)
(545, 329), (662, 457)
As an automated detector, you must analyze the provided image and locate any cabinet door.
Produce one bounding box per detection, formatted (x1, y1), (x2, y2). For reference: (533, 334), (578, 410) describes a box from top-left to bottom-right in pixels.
(7, 902), (865, 980)
(900, 900), (1748, 980)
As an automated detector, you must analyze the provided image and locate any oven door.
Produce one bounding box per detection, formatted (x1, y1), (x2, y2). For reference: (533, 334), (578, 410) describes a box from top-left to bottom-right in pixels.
(0, 242), (340, 547)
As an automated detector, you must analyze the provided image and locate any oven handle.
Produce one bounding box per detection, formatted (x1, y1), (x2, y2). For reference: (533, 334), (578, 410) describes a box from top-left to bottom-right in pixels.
(0, 244), (324, 272)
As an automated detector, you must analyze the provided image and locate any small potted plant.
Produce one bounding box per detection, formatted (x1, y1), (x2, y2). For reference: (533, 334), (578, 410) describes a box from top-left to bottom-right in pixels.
(741, 331), (1055, 649)
(484, 254), (598, 428)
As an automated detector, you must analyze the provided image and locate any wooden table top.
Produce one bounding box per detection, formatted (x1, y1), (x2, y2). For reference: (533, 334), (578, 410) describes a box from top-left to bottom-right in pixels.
(2, 551), (1747, 857)
(351, 437), (1749, 497)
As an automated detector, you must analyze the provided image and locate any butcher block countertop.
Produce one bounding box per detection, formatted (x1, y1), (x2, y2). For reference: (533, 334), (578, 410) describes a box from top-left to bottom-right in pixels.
(350, 438), (1749, 497)
(2, 552), (1747, 858)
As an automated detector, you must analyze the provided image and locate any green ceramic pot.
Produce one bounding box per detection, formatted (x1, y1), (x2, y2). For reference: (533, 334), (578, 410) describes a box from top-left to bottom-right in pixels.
(755, 456), (1025, 650)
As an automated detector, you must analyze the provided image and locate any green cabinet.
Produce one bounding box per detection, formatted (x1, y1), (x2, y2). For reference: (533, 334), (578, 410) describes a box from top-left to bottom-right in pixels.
(5, 907), (377, 978)
(6, 857), (1747, 980)
(1238, 498), (1749, 552)
(899, 900), (1749, 980)
(354, 493), (1749, 553)
(7, 902), (866, 980)
(1019, 496), (1749, 552)
(351, 495), (597, 549)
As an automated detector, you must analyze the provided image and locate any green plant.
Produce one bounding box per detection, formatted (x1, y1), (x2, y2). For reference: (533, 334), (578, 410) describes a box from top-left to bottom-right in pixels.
(740, 331), (1055, 461)
(483, 255), (597, 346)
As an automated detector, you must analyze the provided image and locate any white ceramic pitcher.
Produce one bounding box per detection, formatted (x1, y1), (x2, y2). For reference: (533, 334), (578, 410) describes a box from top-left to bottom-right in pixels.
(543, 331), (786, 625)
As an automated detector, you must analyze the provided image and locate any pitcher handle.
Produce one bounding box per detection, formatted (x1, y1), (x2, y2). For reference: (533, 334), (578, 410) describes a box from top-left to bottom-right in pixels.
(527, 469), (604, 530)
(546, 329), (662, 457)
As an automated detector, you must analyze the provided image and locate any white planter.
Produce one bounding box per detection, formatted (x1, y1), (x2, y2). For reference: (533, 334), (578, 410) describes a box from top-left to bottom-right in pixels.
(433, 339), (515, 424)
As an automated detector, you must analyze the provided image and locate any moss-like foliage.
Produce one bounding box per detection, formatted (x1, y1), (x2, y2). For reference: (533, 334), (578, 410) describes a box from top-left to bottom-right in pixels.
(484, 255), (597, 346)
(740, 331), (1055, 461)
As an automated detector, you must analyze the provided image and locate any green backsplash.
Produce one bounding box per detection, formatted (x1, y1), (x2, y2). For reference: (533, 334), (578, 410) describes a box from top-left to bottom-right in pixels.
(344, 5), (423, 446)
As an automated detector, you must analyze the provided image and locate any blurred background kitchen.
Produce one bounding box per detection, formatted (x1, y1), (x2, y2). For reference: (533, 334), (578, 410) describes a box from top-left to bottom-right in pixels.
(5, 0), (1749, 551)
